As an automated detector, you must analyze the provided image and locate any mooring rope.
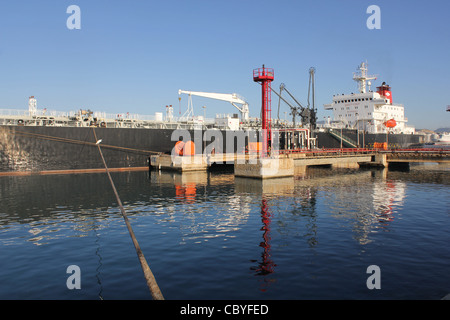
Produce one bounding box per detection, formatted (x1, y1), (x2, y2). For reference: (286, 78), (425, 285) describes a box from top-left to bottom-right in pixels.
(92, 128), (164, 300)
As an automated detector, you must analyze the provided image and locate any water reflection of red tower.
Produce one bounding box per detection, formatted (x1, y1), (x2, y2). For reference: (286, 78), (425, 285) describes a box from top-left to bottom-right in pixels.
(255, 198), (276, 277)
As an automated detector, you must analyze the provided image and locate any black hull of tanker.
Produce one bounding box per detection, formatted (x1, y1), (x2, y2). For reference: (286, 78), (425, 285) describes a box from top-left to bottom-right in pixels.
(0, 126), (175, 172)
(314, 129), (425, 149)
(1, 126), (424, 172)
(0, 125), (254, 172)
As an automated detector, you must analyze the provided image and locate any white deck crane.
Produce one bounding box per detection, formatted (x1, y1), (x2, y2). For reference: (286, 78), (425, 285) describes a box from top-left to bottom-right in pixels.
(178, 90), (249, 121)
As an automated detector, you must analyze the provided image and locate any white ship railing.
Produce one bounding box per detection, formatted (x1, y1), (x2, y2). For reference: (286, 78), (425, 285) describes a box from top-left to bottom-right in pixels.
(0, 108), (78, 118)
(0, 108), (218, 127)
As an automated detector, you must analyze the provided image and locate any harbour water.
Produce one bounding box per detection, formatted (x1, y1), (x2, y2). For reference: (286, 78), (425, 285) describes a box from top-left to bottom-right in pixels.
(0, 163), (449, 300)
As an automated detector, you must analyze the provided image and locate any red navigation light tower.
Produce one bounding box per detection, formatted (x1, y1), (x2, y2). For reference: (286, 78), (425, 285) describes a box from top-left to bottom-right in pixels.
(253, 65), (274, 156)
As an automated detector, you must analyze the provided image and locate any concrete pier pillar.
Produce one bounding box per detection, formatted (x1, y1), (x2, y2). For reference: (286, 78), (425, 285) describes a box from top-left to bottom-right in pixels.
(150, 155), (208, 172)
(294, 165), (307, 176)
(372, 154), (387, 167)
(234, 157), (294, 179)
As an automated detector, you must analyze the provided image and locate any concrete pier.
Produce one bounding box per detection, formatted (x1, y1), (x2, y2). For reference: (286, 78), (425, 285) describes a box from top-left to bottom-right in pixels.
(149, 149), (449, 177)
(292, 154), (374, 168)
(150, 152), (379, 177)
(150, 154), (208, 172)
(234, 157), (294, 179)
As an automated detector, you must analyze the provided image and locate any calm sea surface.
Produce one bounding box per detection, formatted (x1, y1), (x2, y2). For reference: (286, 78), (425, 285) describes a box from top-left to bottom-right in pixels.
(0, 164), (449, 300)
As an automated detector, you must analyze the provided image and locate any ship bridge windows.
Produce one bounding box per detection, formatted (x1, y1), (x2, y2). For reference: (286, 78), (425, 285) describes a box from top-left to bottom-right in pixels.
(334, 97), (372, 104)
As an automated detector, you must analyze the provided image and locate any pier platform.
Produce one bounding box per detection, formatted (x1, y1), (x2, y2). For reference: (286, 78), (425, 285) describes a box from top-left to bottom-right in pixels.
(150, 153), (248, 172)
(149, 148), (449, 179)
(150, 151), (381, 178)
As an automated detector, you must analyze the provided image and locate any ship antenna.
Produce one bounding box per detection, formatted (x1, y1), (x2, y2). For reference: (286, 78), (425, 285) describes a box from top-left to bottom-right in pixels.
(353, 61), (377, 93)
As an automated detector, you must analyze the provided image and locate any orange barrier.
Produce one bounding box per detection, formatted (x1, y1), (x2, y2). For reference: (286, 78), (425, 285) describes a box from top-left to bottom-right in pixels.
(174, 141), (185, 156)
(248, 142), (262, 153)
(184, 141), (195, 156)
(174, 140), (195, 156)
(374, 142), (388, 150)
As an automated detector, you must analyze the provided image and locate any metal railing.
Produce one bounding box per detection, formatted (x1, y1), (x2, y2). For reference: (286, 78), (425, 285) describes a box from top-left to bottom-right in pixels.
(253, 67), (274, 79)
(0, 108), (77, 118)
(280, 148), (377, 155)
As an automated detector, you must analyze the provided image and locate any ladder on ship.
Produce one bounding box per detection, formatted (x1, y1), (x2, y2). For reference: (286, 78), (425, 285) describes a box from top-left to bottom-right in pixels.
(328, 129), (358, 148)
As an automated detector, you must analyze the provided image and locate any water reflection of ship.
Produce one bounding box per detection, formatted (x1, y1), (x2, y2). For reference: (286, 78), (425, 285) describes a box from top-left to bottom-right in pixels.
(175, 183), (197, 204)
(93, 217), (104, 300)
(372, 179), (406, 223)
(168, 172), (205, 204)
(293, 187), (319, 248)
(240, 168), (406, 248)
(155, 171), (252, 243)
(309, 168), (406, 244)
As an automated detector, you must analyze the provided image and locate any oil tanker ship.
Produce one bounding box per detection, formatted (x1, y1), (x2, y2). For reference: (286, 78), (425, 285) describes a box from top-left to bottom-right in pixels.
(0, 63), (425, 172)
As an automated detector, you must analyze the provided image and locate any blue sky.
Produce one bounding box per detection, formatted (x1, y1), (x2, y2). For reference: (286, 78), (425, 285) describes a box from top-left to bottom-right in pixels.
(0, 0), (449, 129)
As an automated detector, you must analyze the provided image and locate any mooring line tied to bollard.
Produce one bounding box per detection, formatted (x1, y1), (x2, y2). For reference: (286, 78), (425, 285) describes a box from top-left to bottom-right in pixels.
(93, 128), (164, 300)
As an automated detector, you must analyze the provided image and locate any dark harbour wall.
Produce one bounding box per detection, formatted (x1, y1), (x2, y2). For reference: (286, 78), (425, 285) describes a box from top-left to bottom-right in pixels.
(314, 129), (424, 149)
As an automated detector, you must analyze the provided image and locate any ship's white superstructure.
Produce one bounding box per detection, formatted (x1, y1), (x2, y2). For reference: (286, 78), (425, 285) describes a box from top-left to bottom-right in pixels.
(435, 133), (450, 145)
(324, 62), (415, 134)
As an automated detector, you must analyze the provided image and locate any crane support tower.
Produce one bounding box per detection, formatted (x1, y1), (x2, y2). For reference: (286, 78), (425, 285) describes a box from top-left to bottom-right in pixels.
(253, 65), (274, 157)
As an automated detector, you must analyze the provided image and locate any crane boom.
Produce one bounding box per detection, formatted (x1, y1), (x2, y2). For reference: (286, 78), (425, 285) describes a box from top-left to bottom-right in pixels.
(178, 90), (249, 121)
